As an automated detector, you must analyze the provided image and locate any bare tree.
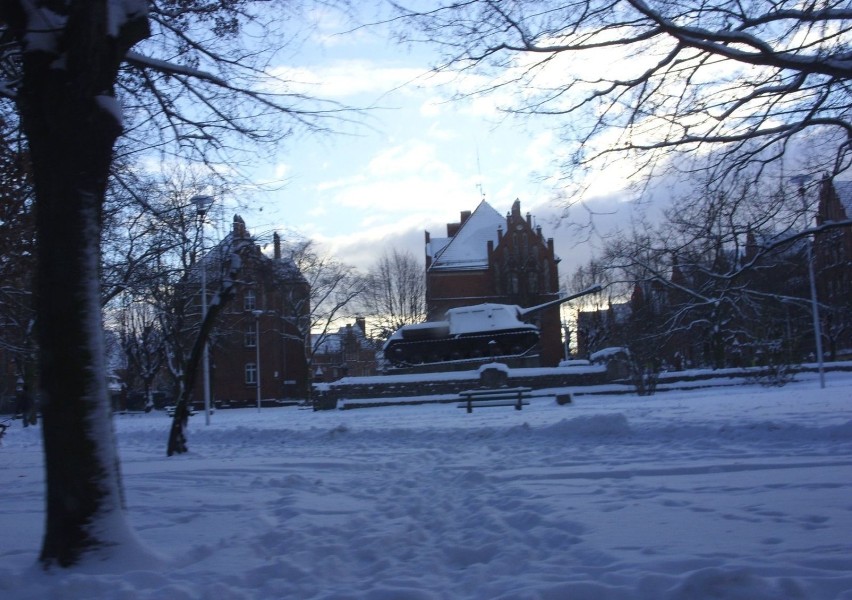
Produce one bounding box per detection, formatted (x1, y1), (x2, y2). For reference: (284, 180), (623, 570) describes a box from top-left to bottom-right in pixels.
(118, 297), (164, 411)
(0, 1), (346, 568)
(573, 178), (816, 380)
(360, 248), (427, 341)
(103, 168), (255, 454)
(570, 258), (620, 356)
(281, 237), (365, 398)
(0, 115), (35, 406)
(164, 233), (251, 456)
(391, 1), (852, 191)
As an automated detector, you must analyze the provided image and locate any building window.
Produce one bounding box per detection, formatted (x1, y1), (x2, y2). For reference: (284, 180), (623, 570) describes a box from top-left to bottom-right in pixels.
(528, 271), (539, 293)
(245, 326), (257, 348)
(245, 363), (257, 385)
(244, 289), (256, 311)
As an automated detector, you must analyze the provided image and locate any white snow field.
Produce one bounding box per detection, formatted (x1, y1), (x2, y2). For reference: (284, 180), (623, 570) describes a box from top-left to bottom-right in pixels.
(1, 372), (851, 600)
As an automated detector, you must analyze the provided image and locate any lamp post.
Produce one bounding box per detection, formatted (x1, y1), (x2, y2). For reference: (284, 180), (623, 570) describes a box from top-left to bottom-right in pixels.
(791, 177), (826, 389)
(253, 309), (263, 412)
(191, 195), (215, 424)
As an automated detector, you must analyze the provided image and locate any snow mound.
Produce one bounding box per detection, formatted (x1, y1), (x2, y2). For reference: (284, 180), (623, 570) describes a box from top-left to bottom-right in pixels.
(543, 414), (632, 438)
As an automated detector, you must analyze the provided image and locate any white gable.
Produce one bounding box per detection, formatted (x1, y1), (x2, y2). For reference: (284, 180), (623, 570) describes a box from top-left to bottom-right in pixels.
(833, 180), (852, 219)
(428, 201), (504, 271)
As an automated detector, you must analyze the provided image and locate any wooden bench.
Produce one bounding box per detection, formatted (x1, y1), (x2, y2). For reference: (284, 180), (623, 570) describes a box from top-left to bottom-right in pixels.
(457, 387), (532, 413)
(165, 405), (198, 418)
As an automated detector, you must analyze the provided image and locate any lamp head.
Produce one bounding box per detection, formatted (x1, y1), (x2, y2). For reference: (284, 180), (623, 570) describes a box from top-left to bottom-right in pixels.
(191, 195), (215, 217)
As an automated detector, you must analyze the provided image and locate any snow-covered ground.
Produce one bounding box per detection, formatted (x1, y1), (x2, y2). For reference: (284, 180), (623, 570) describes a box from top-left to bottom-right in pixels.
(1, 373), (851, 600)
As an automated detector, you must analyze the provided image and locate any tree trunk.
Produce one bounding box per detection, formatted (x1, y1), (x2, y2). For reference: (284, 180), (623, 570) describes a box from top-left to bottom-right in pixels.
(23, 70), (128, 568)
(12, 0), (150, 569)
(167, 247), (243, 456)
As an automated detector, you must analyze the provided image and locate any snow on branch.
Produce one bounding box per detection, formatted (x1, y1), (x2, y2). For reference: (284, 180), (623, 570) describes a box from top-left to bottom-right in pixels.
(125, 50), (228, 88)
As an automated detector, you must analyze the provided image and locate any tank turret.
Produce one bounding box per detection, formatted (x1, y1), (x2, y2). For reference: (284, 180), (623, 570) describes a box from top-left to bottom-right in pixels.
(383, 285), (601, 368)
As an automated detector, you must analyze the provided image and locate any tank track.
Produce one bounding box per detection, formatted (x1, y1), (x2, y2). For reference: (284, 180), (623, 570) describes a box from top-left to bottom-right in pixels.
(385, 330), (539, 368)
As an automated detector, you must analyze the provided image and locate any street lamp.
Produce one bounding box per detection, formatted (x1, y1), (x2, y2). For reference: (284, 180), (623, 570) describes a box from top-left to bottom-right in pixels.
(191, 195), (215, 424)
(253, 309), (263, 412)
(791, 177), (825, 389)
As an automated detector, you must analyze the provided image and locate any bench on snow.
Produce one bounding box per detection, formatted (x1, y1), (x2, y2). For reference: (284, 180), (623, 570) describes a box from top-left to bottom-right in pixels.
(457, 387), (532, 413)
(165, 405), (198, 418)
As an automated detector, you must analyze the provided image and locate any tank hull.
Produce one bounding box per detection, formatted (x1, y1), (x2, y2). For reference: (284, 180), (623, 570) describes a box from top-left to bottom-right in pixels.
(383, 328), (540, 368)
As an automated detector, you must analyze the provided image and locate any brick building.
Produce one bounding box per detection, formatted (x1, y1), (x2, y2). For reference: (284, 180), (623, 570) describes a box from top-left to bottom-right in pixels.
(815, 177), (852, 359)
(576, 175), (852, 369)
(312, 318), (378, 383)
(425, 199), (564, 366)
(194, 216), (310, 406)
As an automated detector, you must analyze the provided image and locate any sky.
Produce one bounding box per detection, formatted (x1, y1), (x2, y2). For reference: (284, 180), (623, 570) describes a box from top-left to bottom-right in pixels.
(225, 5), (642, 280)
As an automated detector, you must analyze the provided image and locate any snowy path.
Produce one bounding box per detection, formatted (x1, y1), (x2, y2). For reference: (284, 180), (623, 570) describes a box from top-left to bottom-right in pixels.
(1, 374), (851, 599)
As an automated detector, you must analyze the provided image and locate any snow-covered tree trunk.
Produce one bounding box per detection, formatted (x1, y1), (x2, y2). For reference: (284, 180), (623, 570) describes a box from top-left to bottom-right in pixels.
(167, 247), (245, 456)
(3, 0), (149, 568)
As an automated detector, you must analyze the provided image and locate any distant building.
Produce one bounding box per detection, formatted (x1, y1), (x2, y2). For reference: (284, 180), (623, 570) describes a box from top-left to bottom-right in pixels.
(425, 199), (564, 366)
(576, 302), (630, 359)
(193, 216), (310, 406)
(815, 177), (852, 359)
(312, 318), (378, 383)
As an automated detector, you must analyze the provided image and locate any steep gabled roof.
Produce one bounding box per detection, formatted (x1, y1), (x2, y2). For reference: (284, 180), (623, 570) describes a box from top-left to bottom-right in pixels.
(312, 322), (370, 353)
(195, 216), (307, 287)
(427, 201), (504, 271)
(833, 180), (852, 219)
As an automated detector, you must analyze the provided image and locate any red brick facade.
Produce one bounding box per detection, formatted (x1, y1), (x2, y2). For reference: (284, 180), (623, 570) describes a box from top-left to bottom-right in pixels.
(193, 218), (310, 406)
(312, 318), (378, 383)
(425, 200), (564, 366)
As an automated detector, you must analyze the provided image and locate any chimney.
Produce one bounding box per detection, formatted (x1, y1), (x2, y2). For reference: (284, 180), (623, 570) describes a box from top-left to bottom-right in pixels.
(355, 317), (366, 333)
(460, 210), (471, 224)
(447, 222), (460, 237)
(511, 199), (521, 217)
(233, 214), (246, 238)
(273, 232), (281, 259)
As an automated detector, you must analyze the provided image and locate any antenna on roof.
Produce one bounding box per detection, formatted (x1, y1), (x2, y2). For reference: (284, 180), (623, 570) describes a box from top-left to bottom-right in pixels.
(476, 146), (486, 202)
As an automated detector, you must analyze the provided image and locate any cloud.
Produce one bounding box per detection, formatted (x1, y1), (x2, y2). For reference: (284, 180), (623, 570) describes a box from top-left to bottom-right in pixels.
(316, 174), (368, 192)
(311, 140), (481, 216)
(268, 61), (433, 101)
(274, 163), (292, 179)
(425, 121), (459, 141)
(524, 130), (557, 172)
(315, 219), (434, 272)
(366, 140), (437, 175)
(306, 7), (369, 49)
(420, 96), (444, 117)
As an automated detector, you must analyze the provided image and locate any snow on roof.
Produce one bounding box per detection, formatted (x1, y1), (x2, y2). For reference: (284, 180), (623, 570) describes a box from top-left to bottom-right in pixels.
(194, 219), (307, 287)
(272, 255), (307, 285)
(832, 180), (852, 218)
(313, 333), (342, 353)
(590, 346), (630, 363)
(426, 236), (451, 261)
(313, 322), (370, 353)
(428, 201), (505, 271)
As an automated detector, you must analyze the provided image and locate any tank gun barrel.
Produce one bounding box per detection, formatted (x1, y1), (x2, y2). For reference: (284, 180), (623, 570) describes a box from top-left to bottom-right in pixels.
(517, 284), (603, 318)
